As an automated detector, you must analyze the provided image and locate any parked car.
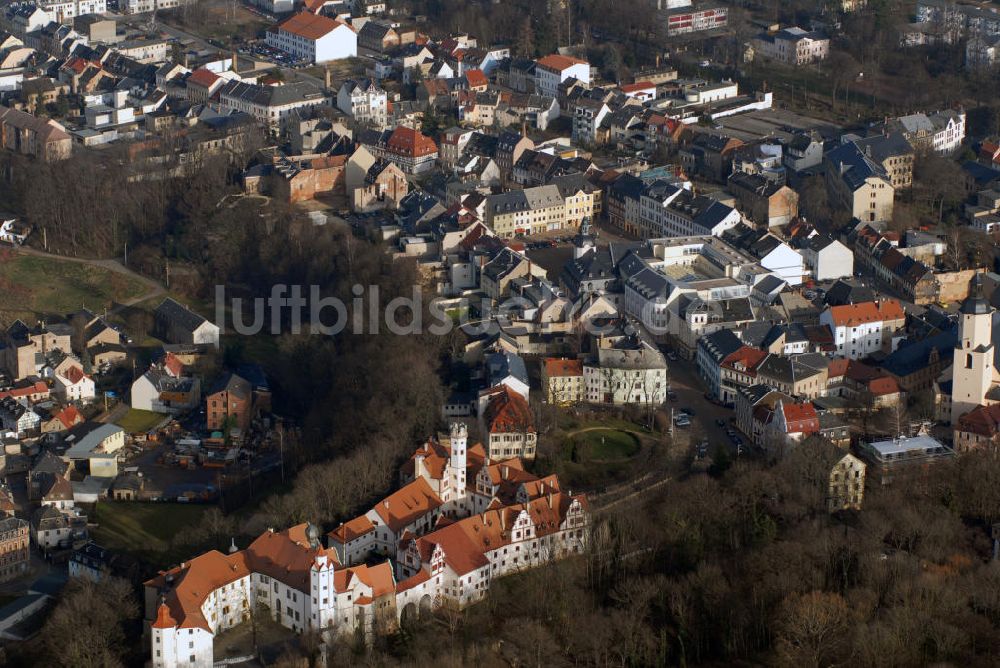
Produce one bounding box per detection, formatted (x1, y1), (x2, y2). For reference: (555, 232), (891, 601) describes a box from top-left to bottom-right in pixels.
(715, 418), (726, 427)
(674, 415), (691, 427)
(667, 391), (679, 402)
(681, 407), (696, 417)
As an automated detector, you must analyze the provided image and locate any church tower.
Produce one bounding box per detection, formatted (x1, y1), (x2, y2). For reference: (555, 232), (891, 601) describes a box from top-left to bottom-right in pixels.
(449, 422), (468, 512)
(572, 216), (596, 260)
(951, 274), (999, 425)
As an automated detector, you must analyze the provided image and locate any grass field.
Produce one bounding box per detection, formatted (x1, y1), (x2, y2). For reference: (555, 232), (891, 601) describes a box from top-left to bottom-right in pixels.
(90, 502), (210, 565)
(0, 252), (146, 321)
(577, 429), (641, 461)
(115, 409), (167, 434)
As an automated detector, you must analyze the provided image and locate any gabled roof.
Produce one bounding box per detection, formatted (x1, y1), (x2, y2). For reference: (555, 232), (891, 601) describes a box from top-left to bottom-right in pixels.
(483, 386), (534, 434)
(536, 54), (587, 72)
(276, 12), (352, 40)
(369, 477), (442, 533)
(154, 298), (211, 334)
(544, 357), (583, 378)
(825, 300), (905, 327)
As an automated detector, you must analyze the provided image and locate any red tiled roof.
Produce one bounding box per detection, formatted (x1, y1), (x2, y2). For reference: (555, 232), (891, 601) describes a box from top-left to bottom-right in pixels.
(483, 386), (534, 433)
(620, 81), (655, 93)
(543, 357), (582, 378)
(826, 358), (849, 379)
(387, 126), (438, 158)
(536, 54), (587, 72)
(868, 376), (901, 396)
(826, 300), (904, 327)
(464, 68), (488, 88)
(56, 405), (82, 429)
(369, 477), (442, 533)
(721, 346), (767, 372)
(277, 12), (352, 40)
(187, 68), (219, 88)
(781, 401), (818, 424)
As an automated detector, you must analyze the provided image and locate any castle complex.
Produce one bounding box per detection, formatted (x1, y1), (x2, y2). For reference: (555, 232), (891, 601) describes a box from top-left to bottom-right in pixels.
(145, 424), (589, 667)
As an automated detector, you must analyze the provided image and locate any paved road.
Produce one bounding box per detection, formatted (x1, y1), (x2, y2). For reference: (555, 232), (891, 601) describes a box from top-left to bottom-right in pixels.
(13, 246), (165, 311)
(663, 350), (746, 458)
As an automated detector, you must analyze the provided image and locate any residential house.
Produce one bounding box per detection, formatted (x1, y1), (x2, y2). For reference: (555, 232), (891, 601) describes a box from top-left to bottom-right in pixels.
(484, 185), (566, 238)
(889, 109), (965, 155)
(153, 298), (220, 348)
(357, 21), (399, 53)
(727, 171), (798, 227)
(337, 78), (388, 129)
(130, 365), (200, 415)
(542, 358), (584, 404)
(52, 358), (94, 402)
(481, 385), (537, 460)
(206, 372), (252, 433)
(583, 331), (668, 406)
(819, 300), (906, 360)
(793, 234), (854, 281)
(824, 141), (894, 224)
(534, 54), (590, 97)
(265, 12), (357, 63)
(358, 126), (439, 175)
(680, 132), (744, 182)
(0, 517), (28, 582)
(853, 132), (915, 189)
(695, 327), (743, 403)
(752, 27), (829, 65)
(0, 106), (72, 161)
(783, 132), (824, 173)
(352, 159), (408, 212)
(217, 81), (329, 129)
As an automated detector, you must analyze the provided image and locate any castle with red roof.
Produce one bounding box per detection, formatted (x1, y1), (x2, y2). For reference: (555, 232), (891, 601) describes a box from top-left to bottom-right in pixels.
(147, 424), (588, 667)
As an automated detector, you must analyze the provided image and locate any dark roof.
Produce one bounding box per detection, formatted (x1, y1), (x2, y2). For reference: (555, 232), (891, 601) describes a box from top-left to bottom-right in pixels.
(209, 372), (250, 399)
(881, 331), (957, 378)
(154, 298), (208, 334)
(699, 328), (742, 363)
(825, 279), (875, 306)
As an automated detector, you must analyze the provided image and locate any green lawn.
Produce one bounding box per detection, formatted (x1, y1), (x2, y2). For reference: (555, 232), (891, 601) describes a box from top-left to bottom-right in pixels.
(90, 502), (210, 561)
(577, 429), (641, 461)
(0, 253), (146, 321)
(115, 409), (167, 434)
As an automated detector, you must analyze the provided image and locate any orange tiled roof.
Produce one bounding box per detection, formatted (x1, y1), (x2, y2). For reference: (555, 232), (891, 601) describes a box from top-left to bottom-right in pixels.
(544, 357), (582, 378)
(826, 300), (904, 327)
(620, 81), (654, 93)
(328, 515), (375, 544)
(187, 68), (219, 88)
(483, 386), (534, 434)
(387, 126), (438, 158)
(536, 54), (587, 72)
(277, 12), (352, 40)
(464, 68), (488, 88)
(370, 477), (442, 533)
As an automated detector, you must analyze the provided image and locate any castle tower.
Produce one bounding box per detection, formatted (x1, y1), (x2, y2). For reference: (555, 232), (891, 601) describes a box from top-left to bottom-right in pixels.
(150, 599), (178, 668)
(449, 422), (468, 509)
(310, 549), (336, 630)
(951, 274), (999, 425)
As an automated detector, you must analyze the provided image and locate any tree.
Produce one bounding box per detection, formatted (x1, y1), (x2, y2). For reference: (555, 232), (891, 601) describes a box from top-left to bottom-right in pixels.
(38, 576), (138, 668)
(515, 16), (535, 58)
(775, 591), (853, 668)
